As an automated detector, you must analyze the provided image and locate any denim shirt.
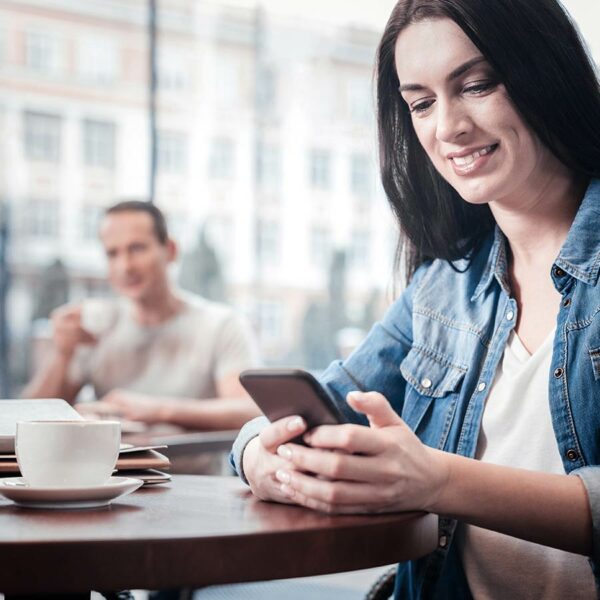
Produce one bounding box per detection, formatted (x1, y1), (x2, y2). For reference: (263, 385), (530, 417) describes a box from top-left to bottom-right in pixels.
(231, 178), (600, 599)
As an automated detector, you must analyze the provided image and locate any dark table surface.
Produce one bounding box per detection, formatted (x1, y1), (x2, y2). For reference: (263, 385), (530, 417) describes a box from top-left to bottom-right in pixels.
(0, 474), (438, 595)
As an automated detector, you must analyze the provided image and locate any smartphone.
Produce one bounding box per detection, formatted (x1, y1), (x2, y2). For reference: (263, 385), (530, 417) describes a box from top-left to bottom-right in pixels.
(239, 368), (348, 434)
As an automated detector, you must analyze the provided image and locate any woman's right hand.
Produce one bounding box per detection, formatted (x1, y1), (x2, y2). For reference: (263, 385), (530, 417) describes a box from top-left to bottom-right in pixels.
(243, 415), (307, 503)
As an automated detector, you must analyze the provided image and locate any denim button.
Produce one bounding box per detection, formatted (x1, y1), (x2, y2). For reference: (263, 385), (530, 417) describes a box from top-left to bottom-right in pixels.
(554, 368), (564, 378)
(554, 267), (566, 277)
(477, 382), (486, 392)
(563, 298), (571, 307)
(439, 535), (448, 548)
(566, 449), (579, 461)
(421, 378), (432, 389)
(506, 311), (514, 321)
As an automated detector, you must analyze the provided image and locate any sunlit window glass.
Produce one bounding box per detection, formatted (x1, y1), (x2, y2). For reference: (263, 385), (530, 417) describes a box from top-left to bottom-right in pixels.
(158, 51), (190, 91)
(25, 31), (62, 73)
(80, 205), (104, 241)
(349, 228), (371, 269)
(256, 143), (280, 189)
(83, 120), (116, 169)
(20, 198), (59, 238)
(157, 131), (187, 174)
(78, 37), (118, 84)
(209, 137), (235, 180)
(350, 153), (372, 198)
(309, 149), (331, 190)
(255, 219), (280, 266)
(23, 111), (61, 163)
(309, 226), (332, 269)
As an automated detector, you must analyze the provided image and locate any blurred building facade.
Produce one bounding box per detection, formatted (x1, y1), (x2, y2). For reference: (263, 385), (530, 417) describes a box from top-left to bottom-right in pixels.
(0, 0), (396, 386)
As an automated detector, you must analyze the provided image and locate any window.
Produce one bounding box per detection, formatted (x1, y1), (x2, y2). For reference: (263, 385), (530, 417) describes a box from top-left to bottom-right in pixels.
(21, 198), (59, 238)
(347, 76), (372, 124)
(255, 219), (280, 266)
(165, 212), (186, 243)
(158, 51), (190, 91)
(157, 131), (187, 174)
(309, 226), (331, 268)
(309, 149), (331, 190)
(83, 120), (115, 169)
(81, 205), (104, 240)
(256, 66), (277, 113)
(256, 301), (283, 342)
(349, 228), (370, 269)
(256, 143), (280, 189)
(209, 137), (235, 180)
(215, 57), (241, 109)
(23, 111), (61, 162)
(206, 217), (234, 266)
(25, 32), (62, 73)
(78, 37), (118, 84)
(350, 153), (372, 198)
(0, 28), (6, 66)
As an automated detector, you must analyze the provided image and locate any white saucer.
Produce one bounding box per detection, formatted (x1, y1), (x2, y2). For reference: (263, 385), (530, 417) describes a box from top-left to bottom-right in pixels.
(0, 476), (143, 509)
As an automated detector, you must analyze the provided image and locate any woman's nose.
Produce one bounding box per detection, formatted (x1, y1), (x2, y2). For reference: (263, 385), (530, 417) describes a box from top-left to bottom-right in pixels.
(435, 98), (472, 143)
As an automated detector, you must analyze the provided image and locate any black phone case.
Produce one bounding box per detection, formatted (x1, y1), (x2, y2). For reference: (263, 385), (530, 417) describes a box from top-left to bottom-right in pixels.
(239, 369), (348, 432)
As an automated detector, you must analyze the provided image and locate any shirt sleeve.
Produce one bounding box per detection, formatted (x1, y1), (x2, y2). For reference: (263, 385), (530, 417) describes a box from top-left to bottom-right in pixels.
(230, 415), (269, 484)
(319, 262), (427, 423)
(213, 312), (261, 381)
(573, 466), (600, 571)
(229, 263), (428, 484)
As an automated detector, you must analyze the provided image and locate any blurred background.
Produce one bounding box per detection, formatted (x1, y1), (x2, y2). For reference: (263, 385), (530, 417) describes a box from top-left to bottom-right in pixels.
(0, 0), (598, 396)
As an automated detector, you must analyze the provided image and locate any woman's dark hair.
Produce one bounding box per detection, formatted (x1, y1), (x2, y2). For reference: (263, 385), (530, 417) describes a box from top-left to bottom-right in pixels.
(105, 200), (169, 244)
(377, 0), (600, 280)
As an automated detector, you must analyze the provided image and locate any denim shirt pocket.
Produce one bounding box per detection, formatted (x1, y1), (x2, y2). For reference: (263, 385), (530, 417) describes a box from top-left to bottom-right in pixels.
(400, 346), (467, 434)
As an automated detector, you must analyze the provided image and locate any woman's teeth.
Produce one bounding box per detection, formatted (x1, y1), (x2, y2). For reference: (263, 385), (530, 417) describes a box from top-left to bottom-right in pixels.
(452, 144), (496, 166)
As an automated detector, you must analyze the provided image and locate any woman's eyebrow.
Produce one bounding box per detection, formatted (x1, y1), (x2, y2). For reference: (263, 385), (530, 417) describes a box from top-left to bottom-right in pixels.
(399, 56), (487, 92)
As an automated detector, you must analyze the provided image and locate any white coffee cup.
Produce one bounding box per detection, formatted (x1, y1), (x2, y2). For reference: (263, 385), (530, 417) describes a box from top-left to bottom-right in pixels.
(15, 420), (121, 488)
(80, 298), (118, 337)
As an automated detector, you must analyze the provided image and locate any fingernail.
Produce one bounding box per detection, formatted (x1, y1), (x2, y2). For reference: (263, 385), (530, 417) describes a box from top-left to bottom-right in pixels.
(280, 483), (295, 497)
(277, 445), (292, 460)
(348, 391), (365, 402)
(287, 417), (304, 432)
(276, 469), (290, 484)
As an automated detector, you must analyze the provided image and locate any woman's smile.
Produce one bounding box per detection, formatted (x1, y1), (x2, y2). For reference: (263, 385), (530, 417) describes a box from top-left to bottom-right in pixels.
(447, 143), (499, 175)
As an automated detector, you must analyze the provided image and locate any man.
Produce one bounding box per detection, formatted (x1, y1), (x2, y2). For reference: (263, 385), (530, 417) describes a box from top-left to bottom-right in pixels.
(23, 201), (261, 430)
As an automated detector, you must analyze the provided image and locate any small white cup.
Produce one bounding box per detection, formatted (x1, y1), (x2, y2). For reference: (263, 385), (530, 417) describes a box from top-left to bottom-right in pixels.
(15, 420), (121, 488)
(80, 298), (118, 337)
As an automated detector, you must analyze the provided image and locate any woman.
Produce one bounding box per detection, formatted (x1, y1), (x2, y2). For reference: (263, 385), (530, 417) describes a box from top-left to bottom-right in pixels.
(231, 0), (600, 597)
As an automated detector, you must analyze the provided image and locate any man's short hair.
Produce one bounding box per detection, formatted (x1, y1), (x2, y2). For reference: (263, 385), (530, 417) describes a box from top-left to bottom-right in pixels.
(104, 200), (169, 244)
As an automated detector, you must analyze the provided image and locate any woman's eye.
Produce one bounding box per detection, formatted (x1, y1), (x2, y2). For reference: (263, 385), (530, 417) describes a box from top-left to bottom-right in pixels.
(409, 99), (434, 114)
(463, 81), (496, 95)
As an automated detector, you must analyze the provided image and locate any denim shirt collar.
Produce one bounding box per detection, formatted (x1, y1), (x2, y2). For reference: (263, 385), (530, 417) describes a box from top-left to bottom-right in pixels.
(471, 227), (511, 301)
(555, 178), (600, 285)
(472, 178), (600, 301)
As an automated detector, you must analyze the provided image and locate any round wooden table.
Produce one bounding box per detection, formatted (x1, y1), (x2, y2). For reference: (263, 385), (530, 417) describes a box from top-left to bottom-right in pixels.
(0, 475), (438, 595)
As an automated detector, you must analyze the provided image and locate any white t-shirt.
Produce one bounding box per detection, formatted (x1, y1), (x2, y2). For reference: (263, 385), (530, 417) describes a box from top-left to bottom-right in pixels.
(457, 329), (595, 599)
(69, 291), (260, 400)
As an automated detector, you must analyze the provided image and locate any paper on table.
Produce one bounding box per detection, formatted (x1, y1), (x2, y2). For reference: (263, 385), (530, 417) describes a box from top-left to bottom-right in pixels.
(0, 445), (170, 475)
(0, 399), (82, 452)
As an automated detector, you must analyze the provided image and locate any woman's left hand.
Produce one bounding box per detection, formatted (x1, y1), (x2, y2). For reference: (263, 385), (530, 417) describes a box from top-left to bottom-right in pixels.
(274, 391), (449, 514)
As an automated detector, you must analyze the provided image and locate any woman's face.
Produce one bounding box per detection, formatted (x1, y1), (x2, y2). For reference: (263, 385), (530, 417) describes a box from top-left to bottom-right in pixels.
(395, 18), (554, 206)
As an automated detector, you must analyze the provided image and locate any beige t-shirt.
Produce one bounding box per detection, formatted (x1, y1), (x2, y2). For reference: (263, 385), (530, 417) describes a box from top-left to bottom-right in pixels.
(69, 292), (259, 400)
(457, 329), (595, 599)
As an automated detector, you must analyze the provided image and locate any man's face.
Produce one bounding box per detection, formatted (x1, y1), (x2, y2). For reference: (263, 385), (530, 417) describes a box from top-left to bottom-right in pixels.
(99, 211), (174, 302)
